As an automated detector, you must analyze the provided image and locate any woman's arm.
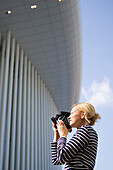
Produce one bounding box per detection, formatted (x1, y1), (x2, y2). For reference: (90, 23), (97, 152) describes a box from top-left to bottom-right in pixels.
(51, 121), (66, 165)
(52, 122), (60, 142)
(51, 126), (90, 165)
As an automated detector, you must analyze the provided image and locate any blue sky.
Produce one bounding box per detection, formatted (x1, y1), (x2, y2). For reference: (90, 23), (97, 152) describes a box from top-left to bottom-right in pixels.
(79, 0), (113, 169)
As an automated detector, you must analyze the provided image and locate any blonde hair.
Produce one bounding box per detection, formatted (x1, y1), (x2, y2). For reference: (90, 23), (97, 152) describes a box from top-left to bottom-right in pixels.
(72, 102), (101, 126)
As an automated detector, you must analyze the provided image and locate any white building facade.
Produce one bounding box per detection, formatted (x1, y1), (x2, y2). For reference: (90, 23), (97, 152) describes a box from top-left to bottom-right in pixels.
(0, 0), (81, 169)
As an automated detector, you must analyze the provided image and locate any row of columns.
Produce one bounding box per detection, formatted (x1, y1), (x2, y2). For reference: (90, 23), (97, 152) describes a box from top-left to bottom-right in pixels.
(0, 31), (60, 170)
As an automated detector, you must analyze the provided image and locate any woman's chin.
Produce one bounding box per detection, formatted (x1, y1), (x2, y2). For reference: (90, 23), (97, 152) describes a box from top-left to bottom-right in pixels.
(70, 122), (73, 127)
(70, 123), (76, 128)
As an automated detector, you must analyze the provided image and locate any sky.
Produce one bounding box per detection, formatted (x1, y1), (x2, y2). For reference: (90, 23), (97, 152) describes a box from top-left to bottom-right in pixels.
(78, 0), (113, 169)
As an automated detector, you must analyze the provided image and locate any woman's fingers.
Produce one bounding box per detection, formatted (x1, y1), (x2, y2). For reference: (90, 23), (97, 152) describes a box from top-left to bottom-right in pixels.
(57, 120), (64, 126)
(52, 122), (56, 128)
(56, 120), (68, 138)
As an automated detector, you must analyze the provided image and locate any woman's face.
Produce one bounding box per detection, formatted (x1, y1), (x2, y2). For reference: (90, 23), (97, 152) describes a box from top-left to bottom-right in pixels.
(68, 106), (83, 129)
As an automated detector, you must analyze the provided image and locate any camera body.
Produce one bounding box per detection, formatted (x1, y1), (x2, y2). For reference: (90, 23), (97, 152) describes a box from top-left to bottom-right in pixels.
(51, 111), (72, 133)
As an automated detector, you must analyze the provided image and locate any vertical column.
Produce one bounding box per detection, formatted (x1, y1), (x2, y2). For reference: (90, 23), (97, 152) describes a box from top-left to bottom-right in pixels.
(15, 49), (24, 170)
(0, 39), (6, 118)
(38, 75), (41, 170)
(40, 79), (44, 170)
(49, 96), (52, 162)
(0, 31), (11, 170)
(45, 87), (48, 170)
(0, 32), (1, 102)
(50, 96), (53, 170)
(4, 38), (16, 170)
(43, 83), (46, 169)
(10, 43), (20, 170)
(21, 55), (27, 170)
(50, 99), (53, 170)
(26, 60), (31, 170)
(34, 70), (38, 170)
(30, 65), (35, 170)
(0, 33), (1, 89)
(48, 92), (51, 170)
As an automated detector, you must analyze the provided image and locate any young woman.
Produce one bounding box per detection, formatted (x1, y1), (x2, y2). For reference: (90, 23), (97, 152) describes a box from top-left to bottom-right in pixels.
(51, 102), (101, 169)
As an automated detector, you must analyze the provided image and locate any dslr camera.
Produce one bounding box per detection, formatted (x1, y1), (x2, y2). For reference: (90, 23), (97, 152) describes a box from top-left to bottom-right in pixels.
(51, 111), (72, 133)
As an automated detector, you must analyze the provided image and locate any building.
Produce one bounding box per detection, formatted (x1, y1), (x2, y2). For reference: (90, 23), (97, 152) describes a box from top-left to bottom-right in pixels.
(0, 0), (81, 169)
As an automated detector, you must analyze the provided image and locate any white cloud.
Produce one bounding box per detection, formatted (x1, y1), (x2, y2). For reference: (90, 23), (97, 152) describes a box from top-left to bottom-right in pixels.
(81, 77), (113, 107)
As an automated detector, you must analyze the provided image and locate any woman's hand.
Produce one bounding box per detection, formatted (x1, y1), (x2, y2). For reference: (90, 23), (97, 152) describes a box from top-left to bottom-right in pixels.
(57, 120), (69, 138)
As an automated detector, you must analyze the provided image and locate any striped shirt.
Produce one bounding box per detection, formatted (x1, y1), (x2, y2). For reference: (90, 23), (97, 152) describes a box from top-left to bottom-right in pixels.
(51, 125), (98, 169)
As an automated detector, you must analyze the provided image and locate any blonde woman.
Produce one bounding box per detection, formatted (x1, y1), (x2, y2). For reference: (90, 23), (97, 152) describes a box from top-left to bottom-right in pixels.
(51, 102), (101, 170)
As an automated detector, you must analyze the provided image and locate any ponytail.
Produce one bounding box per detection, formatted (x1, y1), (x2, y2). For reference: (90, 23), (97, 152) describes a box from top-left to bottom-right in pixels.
(88, 113), (101, 126)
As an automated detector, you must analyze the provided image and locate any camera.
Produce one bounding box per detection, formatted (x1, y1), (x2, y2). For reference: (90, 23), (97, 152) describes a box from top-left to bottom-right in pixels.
(51, 111), (72, 132)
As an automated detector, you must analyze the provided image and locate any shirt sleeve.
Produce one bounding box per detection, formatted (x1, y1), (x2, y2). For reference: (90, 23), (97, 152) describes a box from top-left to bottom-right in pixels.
(51, 126), (90, 165)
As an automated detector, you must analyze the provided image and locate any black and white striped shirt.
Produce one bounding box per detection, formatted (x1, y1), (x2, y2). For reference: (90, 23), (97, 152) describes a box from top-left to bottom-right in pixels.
(51, 125), (98, 169)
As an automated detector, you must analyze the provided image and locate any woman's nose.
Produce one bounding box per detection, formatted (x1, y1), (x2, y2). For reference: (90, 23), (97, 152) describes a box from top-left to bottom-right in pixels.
(68, 116), (70, 119)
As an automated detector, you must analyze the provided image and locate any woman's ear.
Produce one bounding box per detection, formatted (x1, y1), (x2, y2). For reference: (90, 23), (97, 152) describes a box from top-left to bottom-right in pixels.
(81, 112), (86, 119)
